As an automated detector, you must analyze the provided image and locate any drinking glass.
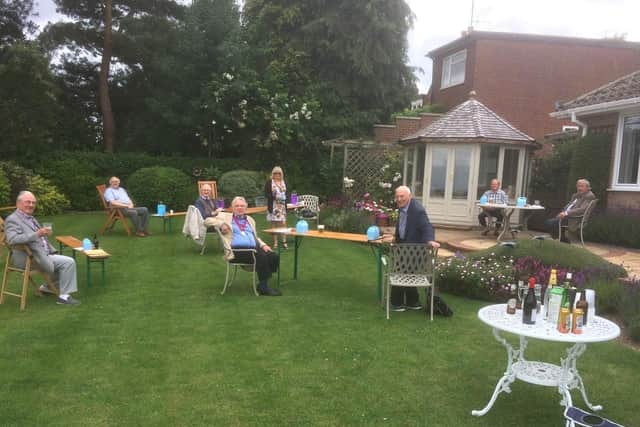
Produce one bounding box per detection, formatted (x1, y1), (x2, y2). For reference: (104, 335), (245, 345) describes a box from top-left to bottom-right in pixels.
(42, 222), (53, 231)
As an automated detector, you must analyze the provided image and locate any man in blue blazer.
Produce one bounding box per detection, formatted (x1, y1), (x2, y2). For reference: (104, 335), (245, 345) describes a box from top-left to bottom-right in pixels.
(392, 186), (440, 311)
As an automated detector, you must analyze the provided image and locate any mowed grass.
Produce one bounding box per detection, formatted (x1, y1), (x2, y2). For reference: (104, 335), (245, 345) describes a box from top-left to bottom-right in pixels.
(0, 212), (638, 426)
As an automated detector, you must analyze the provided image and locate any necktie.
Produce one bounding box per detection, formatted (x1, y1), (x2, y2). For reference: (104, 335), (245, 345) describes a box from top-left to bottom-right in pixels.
(399, 209), (407, 240)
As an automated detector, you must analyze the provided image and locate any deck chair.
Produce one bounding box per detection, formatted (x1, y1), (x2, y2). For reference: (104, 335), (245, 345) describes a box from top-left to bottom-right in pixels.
(216, 227), (258, 296)
(97, 184), (132, 236)
(297, 194), (320, 227)
(558, 199), (598, 247)
(384, 244), (438, 321)
(0, 217), (58, 311)
(197, 181), (218, 200)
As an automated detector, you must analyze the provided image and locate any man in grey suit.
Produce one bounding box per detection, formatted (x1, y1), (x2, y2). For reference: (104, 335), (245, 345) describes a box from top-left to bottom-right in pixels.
(4, 191), (80, 305)
(544, 178), (597, 243)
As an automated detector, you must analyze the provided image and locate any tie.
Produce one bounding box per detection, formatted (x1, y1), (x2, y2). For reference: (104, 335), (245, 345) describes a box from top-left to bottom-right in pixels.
(399, 209), (407, 240)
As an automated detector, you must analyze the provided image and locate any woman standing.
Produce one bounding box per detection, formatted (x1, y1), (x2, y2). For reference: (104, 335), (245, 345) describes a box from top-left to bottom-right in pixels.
(265, 166), (288, 249)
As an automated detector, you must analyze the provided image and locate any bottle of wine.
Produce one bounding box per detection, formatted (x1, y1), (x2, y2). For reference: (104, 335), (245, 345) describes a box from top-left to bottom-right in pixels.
(543, 269), (557, 320)
(576, 290), (589, 326)
(522, 277), (537, 325)
(92, 234), (100, 249)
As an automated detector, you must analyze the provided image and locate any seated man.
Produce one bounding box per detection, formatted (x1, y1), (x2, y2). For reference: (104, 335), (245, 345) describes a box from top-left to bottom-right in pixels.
(478, 178), (508, 236)
(4, 191), (80, 305)
(211, 196), (281, 296)
(194, 184), (220, 228)
(104, 176), (150, 237)
(545, 178), (596, 243)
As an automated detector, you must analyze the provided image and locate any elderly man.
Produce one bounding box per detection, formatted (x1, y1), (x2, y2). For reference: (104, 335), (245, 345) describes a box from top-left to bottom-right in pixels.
(4, 191), (80, 305)
(194, 184), (220, 227)
(392, 186), (440, 311)
(211, 197), (281, 296)
(478, 178), (508, 236)
(545, 178), (596, 243)
(104, 176), (150, 237)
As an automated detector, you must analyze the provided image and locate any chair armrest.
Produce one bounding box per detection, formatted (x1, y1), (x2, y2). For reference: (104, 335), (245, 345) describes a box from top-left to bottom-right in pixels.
(8, 243), (35, 257)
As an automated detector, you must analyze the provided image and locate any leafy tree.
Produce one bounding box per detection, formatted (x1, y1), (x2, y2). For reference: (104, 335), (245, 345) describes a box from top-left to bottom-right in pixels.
(0, 0), (36, 46)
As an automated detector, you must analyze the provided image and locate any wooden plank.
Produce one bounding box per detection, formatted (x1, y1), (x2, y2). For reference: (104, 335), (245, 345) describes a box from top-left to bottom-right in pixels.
(263, 228), (386, 244)
(56, 235), (82, 248)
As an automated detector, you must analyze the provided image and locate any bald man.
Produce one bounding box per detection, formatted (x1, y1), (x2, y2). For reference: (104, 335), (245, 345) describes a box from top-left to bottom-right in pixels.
(104, 176), (150, 237)
(392, 186), (439, 311)
(4, 191), (80, 305)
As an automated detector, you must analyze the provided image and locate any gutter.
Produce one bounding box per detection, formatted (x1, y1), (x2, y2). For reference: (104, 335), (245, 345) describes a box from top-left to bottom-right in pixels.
(550, 97), (640, 119)
(571, 112), (589, 137)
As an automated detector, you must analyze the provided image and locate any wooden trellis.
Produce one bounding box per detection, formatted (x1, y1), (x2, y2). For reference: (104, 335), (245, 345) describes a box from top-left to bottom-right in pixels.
(343, 145), (400, 197)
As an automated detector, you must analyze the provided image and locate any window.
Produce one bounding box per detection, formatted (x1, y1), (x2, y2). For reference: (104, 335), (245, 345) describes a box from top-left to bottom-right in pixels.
(616, 115), (640, 187)
(477, 145), (499, 198)
(441, 50), (466, 89)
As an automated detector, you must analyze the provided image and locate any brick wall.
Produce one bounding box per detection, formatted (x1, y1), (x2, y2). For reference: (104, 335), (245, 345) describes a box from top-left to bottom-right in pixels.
(373, 113), (443, 143)
(607, 192), (640, 214)
(429, 36), (640, 143)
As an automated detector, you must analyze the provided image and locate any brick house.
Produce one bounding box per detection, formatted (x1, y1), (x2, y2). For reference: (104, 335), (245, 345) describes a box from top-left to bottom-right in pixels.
(426, 30), (640, 144)
(551, 70), (640, 214)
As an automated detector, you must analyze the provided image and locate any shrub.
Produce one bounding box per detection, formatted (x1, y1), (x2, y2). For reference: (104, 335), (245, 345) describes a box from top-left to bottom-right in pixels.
(36, 159), (102, 211)
(322, 208), (371, 234)
(0, 169), (10, 206)
(127, 167), (194, 212)
(0, 161), (33, 202)
(567, 133), (612, 208)
(26, 175), (70, 215)
(584, 213), (640, 249)
(218, 170), (264, 201)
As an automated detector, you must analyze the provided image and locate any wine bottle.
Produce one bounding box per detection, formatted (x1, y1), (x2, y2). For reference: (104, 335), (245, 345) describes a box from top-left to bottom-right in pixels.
(92, 234), (100, 249)
(576, 290), (589, 326)
(522, 277), (537, 325)
(544, 269), (557, 320)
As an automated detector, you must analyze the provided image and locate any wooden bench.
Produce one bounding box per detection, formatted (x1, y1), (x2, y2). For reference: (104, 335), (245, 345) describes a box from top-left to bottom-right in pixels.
(56, 236), (111, 287)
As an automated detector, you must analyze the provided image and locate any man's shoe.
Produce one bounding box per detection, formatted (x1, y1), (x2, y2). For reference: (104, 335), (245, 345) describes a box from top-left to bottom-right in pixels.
(390, 304), (406, 312)
(405, 302), (423, 311)
(56, 296), (81, 305)
(481, 228), (490, 236)
(39, 284), (56, 295)
(144, 230), (152, 236)
(136, 231), (146, 237)
(258, 287), (282, 296)
(493, 229), (500, 237)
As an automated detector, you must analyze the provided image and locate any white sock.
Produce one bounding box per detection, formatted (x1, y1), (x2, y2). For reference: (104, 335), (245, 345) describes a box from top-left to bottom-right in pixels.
(59, 294), (70, 300)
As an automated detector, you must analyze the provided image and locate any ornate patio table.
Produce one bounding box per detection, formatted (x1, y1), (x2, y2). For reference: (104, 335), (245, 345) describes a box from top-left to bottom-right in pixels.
(472, 304), (620, 425)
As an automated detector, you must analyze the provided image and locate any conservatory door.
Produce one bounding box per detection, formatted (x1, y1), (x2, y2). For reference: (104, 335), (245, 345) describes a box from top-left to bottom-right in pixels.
(425, 145), (474, 224)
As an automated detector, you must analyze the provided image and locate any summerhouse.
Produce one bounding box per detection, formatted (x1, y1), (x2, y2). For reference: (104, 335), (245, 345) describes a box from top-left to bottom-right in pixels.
(400, 92), (538, 227)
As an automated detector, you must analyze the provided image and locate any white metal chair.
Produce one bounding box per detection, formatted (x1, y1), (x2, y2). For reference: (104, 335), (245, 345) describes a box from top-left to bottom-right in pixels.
(558, 199), (598, 247)
(297, 194), (320, 227)
(182, 205), (220, 255)
(384, 244), (438, 320)
(216, 228), (258, 296)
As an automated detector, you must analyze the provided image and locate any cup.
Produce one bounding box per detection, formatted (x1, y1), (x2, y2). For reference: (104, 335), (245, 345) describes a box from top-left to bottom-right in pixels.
(317, 224), (325, 233)
(534, 200), (540, 206)
(169, 209), (174, 215)
(42, 222), (52, 231)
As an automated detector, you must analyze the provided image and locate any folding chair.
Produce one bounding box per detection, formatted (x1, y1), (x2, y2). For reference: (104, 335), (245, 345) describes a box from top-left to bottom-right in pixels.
(217, 228), (258, 296)
(384, 244), (438, 320)
(0, 217), (58, 311)
(96, 184), (132, 236)
(197, 181), (218, 199)
(558, 199), (598, 247)
(182, 205), (220, 255)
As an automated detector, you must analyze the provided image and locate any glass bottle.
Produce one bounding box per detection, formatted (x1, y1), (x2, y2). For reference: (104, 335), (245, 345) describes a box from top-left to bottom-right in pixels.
(522, 277), (537, 325)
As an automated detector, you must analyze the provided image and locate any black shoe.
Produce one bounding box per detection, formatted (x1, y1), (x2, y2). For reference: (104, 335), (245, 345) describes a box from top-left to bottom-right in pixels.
(258, 287), (282, 296)
(390, 304), (406, 312)
(481, 228), (490, 236)
(405, 302), (423, 311)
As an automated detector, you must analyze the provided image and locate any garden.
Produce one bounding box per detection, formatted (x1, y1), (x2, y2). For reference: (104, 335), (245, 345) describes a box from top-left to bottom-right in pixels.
(1, 211), (639, 426)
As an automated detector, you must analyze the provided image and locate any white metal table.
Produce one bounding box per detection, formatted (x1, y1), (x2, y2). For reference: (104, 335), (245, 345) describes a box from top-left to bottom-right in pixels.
(472, 304), (620, 425)
(478, 203), (545, 241)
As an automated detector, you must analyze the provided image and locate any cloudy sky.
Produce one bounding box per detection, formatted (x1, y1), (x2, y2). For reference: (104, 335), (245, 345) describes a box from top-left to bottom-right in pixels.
(32, 0), (640, 93)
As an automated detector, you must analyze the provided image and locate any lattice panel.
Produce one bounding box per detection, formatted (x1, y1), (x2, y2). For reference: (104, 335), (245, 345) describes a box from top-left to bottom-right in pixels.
(390, 244), (435, 275)
(344, 147), (391, 197)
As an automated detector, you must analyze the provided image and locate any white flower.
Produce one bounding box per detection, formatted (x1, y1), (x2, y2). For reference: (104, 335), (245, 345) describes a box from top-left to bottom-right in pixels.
(392, 172), (402, 182)
(304, 111), (312, 119)
(289, 112), (299, 120)
(269, 130), (278, 141)
(211, 119), (216, 125)
(223, 72), (234, 81)
(239, 99), (247, 107)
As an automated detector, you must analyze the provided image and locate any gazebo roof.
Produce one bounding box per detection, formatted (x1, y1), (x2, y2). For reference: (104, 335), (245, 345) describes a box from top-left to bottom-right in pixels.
(401, 93), (535, 145)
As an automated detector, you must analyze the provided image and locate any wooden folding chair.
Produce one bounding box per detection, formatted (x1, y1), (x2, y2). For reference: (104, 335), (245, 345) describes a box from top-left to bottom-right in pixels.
(0, 217), (58, 311)
(96, 184), (132, 236)
(197, 181), (218, 200)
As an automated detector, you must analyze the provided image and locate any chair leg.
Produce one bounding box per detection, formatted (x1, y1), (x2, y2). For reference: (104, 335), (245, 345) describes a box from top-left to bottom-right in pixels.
(580, 227), (585, 247)
(252, 268), (258, 296)
(429, 286), (434, 321)
(386, 284), (391, 320)
(117, 211), (133, 236)
(221, 262), (232, 295)
(0, 260), (10, 305)
(20, 267), (30, 311)
(200, 242), (207, 255)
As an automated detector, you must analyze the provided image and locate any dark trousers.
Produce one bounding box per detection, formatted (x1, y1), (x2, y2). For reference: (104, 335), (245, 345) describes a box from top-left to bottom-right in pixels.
(478, 208), (503, 227)
(544, 217), (569, 241)
(232, 247), (279, 285)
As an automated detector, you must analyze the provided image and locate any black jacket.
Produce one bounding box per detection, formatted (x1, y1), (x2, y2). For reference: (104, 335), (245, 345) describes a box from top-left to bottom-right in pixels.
(395, 198), (435, 243)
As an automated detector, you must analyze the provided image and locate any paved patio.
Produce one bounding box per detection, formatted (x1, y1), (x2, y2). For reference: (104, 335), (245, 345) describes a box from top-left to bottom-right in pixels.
(434, 227), (640, 278)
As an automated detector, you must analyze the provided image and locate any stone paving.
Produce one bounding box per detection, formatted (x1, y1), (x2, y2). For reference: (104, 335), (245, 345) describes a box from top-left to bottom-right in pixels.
(434, 227), (640, 278)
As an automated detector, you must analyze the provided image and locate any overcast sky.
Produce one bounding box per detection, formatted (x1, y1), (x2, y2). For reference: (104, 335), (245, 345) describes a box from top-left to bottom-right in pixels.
(32, 0), (640, 93)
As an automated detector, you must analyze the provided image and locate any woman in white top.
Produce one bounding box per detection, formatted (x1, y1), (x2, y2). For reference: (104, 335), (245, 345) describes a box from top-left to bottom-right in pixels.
(264, 166), (288, 249)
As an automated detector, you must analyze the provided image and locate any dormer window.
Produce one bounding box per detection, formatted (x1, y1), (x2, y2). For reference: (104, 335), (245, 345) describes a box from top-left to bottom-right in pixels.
(441, 49), (466, 89)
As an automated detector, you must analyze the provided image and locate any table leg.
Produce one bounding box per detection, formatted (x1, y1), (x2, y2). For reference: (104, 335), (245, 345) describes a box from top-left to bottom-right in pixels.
(497, 209), (515, 242)
(560, 343), (601, 411)
(167, 217), (173, 233)
(472, 329), (525, 416)
(293, 236), (301, 280)
(376, 246), (383, 303)
(86, 257), (91, 288)
(101, 259), (106, 286)
(276, 244), (281, 288)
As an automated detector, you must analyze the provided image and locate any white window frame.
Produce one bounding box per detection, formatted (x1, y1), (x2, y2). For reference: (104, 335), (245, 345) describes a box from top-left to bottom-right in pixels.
(441, 49), (467, 89)
(611, 111), (640, 191)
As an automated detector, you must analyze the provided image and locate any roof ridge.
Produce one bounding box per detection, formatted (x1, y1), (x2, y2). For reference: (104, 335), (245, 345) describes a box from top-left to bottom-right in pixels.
(558, 69), (640, 109)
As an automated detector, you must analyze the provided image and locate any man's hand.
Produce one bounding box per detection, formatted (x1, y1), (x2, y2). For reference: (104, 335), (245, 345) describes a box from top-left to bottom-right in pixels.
(219, 224), (230, 234)
(428, 240), (440, 249)
(261, 244), (272, 252)
(557, 211), (568, 219)
(36, 227), (52, 237)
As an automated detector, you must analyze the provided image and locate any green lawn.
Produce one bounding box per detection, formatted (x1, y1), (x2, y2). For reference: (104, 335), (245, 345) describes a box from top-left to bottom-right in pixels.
(1, 212), (638, 426)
